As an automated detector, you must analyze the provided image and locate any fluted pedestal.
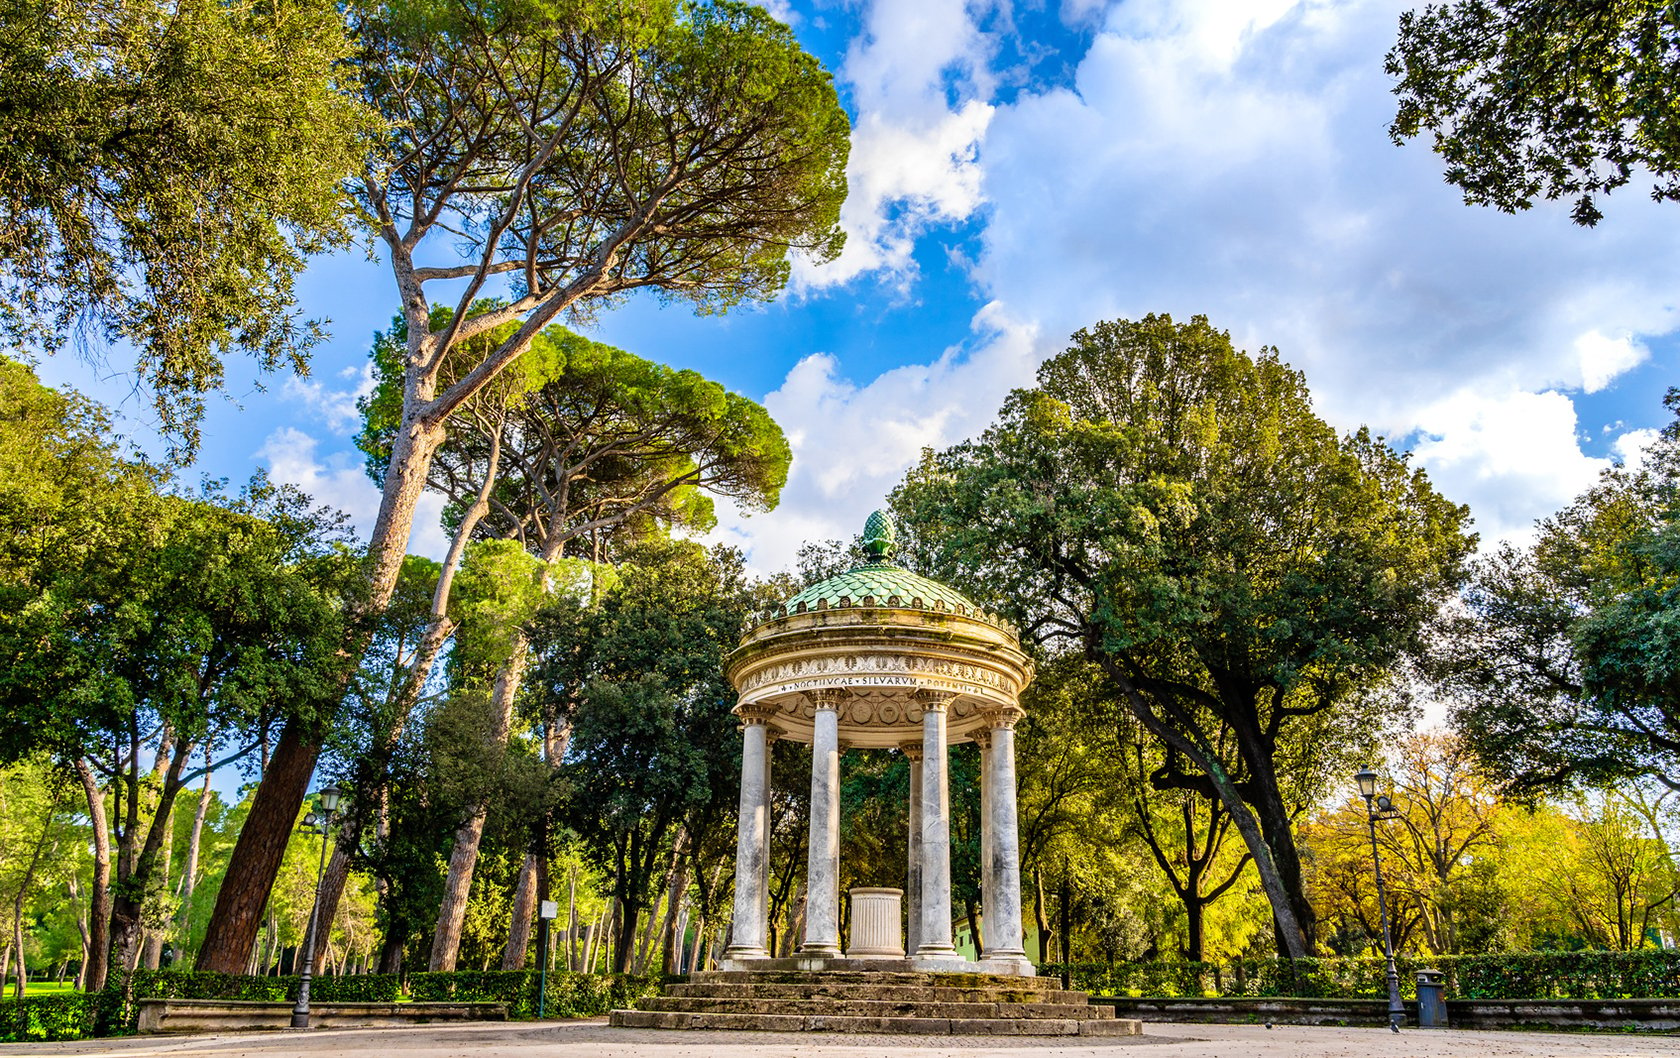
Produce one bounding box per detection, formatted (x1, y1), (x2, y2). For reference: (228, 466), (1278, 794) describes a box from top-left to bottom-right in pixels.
(844, 888), (904, 958)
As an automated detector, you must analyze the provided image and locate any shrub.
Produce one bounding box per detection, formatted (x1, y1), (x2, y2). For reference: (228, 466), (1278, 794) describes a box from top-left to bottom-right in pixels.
(407, 970), (660, 1018)
(1042, 950), (1680, 1000)
(0, 993), (107, 1043)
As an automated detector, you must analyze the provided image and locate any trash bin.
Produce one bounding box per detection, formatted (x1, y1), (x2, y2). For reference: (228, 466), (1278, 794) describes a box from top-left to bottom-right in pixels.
(1415, 969), (1447, 1028)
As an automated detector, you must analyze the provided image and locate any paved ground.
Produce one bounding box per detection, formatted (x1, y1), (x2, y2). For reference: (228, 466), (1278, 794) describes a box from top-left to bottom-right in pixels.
(3, 1019), (1676, 1058)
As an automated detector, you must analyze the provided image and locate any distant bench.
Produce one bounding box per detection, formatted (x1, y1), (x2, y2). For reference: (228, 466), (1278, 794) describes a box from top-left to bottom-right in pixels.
(137, 999), (508, 1033)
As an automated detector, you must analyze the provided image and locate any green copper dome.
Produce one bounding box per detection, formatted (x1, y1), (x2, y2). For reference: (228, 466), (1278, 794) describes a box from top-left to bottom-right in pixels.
(781, 511), (982, 617)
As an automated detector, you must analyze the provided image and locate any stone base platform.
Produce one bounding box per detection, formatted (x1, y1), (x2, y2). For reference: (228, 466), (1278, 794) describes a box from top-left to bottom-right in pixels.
(608, 969), (1141, 1036)
(719, 954), (1035, 976)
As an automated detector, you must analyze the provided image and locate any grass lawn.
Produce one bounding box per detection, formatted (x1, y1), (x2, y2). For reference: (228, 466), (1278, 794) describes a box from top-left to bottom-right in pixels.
(1, 980), (80, 997)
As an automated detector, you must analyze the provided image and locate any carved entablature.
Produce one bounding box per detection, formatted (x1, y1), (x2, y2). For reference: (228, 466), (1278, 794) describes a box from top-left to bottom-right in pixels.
(726, 604), (1034, 750)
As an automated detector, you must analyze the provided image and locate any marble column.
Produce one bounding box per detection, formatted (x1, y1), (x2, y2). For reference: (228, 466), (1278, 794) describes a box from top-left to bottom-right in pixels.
(800, 692), (842, 955)
(976, 729), (994, 955)
(902, 743), (923, 956)
(725, 706), (777, 959)
(914, 693), (959, 960)
(980, 707), (1029, 964)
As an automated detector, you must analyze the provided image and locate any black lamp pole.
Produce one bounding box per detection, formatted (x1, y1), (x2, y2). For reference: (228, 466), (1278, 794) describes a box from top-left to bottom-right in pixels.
(291, 785), (342, 1030)
(1355, 767), (1404, 1034)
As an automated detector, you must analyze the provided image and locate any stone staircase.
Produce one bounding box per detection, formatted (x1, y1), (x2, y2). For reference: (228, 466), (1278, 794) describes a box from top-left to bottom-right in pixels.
(609, 969), (1142, 1036)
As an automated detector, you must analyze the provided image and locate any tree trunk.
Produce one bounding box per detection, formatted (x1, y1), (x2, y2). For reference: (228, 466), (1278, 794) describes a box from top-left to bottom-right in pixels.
(430, 639), (531, 970)
(1032, 866), (1051, 964)
(74, 759), (111, 992)
(195, 722), (320, 972)
(198, 412), (447, 974)
(1099, 659), (1310, 959)
(566, 870), (579, 971)
(429, 808), (488, 972)
(175, 757), (212, 936)
(10, 793), (57, 997)
(311, 839), (354, 970)
(1186, 896), (1206, 963)
(67, 878), (90, 989)
(142, 802), (174, 970)
(659, 850), (691, 975)
(377, 929), (404, 975)
(1228, 713), (1317, 956)
(500, 853), (539, 971)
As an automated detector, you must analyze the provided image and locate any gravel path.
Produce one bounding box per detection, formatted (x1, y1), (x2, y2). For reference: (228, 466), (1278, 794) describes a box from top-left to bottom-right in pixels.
(3, 1018), (1675, 1058)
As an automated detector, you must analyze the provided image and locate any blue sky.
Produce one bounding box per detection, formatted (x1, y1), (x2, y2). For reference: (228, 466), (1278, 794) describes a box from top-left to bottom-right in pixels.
(34, 0), (1680, 575)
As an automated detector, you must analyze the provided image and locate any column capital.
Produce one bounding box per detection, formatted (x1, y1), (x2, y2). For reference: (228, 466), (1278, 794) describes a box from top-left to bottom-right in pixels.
(738, 702), (782, 725)
(980, 703), (1026, 730)
(972, 730), (993, 751)
(899, 741), (924, 762)
(806, 688), (849, 711)
(913, 689), (957, 713)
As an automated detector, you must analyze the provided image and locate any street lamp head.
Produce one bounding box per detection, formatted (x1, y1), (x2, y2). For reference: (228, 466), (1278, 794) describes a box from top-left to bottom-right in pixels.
(302, 811), (322, 830)
(318, 785), (343, 813)
(1355, 767), (1378, 801)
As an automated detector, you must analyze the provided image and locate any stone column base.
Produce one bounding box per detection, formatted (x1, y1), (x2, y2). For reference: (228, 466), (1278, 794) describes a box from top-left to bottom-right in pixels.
(714, 954), (1036, 977)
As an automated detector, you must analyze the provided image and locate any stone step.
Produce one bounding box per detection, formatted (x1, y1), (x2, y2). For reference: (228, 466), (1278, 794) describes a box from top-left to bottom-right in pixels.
(609, 1009), (1142, 1036)
(665, 982), (1091, 1005)
(637, 996), (1114, 1020)
(686, 969), (1059, 991)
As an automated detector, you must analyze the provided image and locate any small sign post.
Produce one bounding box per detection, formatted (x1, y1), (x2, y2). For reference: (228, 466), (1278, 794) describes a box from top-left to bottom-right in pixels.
(537, 900), (559, 1018)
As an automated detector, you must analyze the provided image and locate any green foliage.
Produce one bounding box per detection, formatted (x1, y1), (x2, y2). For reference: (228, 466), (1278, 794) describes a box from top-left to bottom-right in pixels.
(1045, 949), (1680, 1001)
(0, 0), (379, 450)
(357, 313), (790, 554)
(0, 970), (650, 1040)
(893, 314), (1473, 956)
(1388, 1), (1680, 227)
(1443, 389), (1680, 793)
(0, 992), (107, 1042)
(407, 970), (660, 1019)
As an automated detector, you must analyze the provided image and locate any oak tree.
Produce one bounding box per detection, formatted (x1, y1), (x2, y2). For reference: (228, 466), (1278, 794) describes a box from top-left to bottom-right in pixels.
(893, 315), (1473, 958)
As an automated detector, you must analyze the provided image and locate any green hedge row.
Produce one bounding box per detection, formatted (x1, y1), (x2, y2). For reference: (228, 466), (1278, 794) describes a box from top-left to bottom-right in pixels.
(408, 970), (661, 1018)
(0, 969), (656, 1042)
(0, 993), (107, 1043)
(1042, 950), (1680, 1000)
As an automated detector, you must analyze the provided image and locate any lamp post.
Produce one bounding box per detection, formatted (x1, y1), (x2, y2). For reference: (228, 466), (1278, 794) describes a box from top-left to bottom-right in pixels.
(1355, 767), (1404, 1034)
(291, 784), (342, 1030)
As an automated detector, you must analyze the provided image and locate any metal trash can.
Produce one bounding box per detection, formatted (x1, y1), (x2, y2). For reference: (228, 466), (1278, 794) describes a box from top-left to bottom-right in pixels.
(1415, 969), (1447, 1028)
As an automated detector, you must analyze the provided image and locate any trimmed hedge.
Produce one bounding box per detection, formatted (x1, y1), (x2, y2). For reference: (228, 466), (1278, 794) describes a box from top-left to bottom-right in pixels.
(1042, 950), (1680, 1001)
(1, 968), (637, 1042)
(0, 993), (108, 1043)
(408, 970), (661, 1018)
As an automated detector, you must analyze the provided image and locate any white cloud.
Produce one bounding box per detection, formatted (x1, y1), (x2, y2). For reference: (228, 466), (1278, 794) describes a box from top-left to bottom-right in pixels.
(729, 0), (1679, 570)
(750, 0), (798, 26)
(281, 362), (376, 433)
(1613, 427), (1663, 470)
(1409, 390), (1610, 541)
(793, 0), (998, 290)
(257, 427), (451, 561)
(1575, 330), (1648, 394)
(715, 303), (1043, 573)
(966, 0), (1680, 545)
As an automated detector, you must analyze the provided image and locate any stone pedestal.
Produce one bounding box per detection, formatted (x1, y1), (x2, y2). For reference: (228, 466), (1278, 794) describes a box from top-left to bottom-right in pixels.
(844, 888), (904, 958)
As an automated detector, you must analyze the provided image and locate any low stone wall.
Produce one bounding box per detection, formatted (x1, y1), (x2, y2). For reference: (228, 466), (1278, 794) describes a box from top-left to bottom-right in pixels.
(136, 999), (507, 1034)
(1095, 996), (1680, 1031)
(1096, 997), (1413, 1028)
(1446, 998), (1680, 1032)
